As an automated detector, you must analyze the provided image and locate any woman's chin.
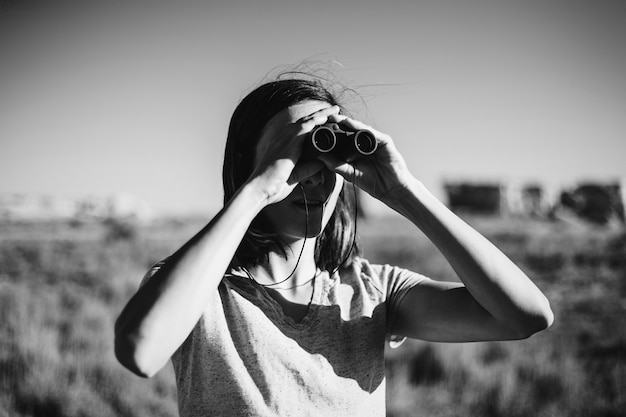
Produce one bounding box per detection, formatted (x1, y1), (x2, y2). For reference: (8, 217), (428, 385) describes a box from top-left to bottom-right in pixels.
(281, 220), (325, 241)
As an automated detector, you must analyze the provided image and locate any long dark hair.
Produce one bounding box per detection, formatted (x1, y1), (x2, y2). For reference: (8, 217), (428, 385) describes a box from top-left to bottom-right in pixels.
(222, 78), (360, 272)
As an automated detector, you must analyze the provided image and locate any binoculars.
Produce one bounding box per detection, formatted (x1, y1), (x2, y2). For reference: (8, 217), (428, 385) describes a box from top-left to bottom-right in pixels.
(304, 124), (378, 160)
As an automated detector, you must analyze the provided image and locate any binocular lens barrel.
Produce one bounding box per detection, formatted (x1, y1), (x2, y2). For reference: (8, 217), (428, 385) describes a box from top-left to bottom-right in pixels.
(353, 130), (377, 155)
(310, 126), (336, 153)
(309, 125), (378, 157)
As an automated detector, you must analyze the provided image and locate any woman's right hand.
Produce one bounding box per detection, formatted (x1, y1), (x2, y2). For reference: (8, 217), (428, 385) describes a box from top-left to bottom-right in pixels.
(115, 102), (337, 378)
(247, 103), (341, 206)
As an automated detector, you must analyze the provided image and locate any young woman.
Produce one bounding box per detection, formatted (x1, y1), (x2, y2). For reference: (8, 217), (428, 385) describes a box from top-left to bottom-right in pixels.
(114, 78), (553, 416)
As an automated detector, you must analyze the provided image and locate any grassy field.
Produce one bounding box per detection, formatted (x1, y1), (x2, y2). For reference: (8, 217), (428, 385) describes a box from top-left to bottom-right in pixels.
(0, 214), (624, 416)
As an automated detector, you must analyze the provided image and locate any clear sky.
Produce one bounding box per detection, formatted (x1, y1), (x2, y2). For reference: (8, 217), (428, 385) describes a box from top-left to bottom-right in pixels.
(1, 0), (624, 215)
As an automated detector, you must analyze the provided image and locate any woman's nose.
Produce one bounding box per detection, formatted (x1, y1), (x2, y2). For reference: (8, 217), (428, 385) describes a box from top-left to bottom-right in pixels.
(302, 170), (325, 186)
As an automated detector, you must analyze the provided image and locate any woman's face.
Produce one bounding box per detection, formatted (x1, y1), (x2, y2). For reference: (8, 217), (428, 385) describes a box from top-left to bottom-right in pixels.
(254, 100), (344, 241)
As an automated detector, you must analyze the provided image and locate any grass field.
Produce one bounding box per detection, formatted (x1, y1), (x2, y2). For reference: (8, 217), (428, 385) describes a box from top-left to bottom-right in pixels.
(1, 214), (625, 416)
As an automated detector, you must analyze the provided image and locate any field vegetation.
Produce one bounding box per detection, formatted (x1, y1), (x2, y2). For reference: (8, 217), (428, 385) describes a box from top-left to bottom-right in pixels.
(1, 214), (624, 416)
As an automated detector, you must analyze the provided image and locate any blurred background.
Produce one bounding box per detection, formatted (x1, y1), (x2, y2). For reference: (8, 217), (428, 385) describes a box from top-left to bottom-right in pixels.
(1, 0), (625, 416)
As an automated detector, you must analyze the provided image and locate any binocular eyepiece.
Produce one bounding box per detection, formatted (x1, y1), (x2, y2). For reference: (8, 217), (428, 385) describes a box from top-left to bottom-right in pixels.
(305, 123), (378, 160)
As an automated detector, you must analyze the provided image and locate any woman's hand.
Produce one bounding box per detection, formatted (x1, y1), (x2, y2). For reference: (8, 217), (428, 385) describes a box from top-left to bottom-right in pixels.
(317, 115), (412, 204)
(247, 104), (341, 206)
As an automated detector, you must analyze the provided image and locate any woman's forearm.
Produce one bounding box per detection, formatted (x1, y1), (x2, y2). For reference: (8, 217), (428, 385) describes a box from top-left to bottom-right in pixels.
(114, 183), (266, 377)
(383, 176), (554, 336)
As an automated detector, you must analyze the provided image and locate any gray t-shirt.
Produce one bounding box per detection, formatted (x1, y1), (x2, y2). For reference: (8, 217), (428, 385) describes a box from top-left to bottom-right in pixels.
(144, 257), (425, 417)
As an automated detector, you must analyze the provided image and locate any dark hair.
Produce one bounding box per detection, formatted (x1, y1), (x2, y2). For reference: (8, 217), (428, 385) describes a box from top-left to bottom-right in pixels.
(222, 78), (360, 272)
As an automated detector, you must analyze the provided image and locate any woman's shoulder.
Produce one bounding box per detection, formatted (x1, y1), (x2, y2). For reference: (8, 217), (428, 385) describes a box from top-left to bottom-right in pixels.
(339, 256), (429, 296)
(340, 256), (401, 282)
(138, 257), (170, 288)
(333, 257), (390, 294)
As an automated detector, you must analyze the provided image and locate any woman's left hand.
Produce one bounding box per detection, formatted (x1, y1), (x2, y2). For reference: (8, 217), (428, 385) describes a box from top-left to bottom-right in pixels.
(317, 114), (412, 204)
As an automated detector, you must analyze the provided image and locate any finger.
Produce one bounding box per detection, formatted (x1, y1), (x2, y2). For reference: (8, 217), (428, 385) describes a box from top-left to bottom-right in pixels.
(333, 116), (392, 146)
(317, 154), (357, 183)
(287, 160), (325, 185)
(335, 116), (373, 132)
(301, 113), (333, 130)
(311, 104), (341, 119)
(298, 104), (340, 123)
(327, 113), (348, 124)
(300, 116), (340, 137)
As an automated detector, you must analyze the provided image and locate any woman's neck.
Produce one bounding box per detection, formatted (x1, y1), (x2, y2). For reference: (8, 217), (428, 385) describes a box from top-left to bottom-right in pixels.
(250, 237), (318, 287)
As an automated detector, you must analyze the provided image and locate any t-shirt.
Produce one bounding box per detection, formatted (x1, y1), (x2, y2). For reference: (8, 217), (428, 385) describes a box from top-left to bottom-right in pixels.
(143, 257), (426, 417)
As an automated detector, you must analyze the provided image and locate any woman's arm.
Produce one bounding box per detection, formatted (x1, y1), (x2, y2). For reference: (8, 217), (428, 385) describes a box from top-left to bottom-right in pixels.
(114, 104), (341, 377)
(384, 177), (554, 342)
(321, 115), (554, 342)
(114, 184), (266, 377)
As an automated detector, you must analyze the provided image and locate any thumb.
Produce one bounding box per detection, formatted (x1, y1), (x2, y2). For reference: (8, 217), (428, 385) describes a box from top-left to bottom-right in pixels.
(287, 160), (325, 185)
(317, 154), (356, 182)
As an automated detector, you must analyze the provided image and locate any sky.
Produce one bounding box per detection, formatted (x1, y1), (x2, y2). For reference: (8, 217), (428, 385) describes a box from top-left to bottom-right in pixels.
(1, 0), (625, 216)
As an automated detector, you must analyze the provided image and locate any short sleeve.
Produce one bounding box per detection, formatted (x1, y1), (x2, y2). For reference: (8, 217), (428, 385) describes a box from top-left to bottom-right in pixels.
(368, 262), (428, 348)
(139, 258), (169, 289)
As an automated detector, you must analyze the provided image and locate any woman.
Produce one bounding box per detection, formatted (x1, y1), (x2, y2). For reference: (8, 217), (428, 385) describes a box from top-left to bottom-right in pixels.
(114, 78), (553, 416)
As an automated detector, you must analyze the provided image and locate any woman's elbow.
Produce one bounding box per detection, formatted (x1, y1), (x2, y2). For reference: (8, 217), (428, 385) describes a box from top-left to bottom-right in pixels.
(516, 301), (555, 339)
(114, 329), (161, 378)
